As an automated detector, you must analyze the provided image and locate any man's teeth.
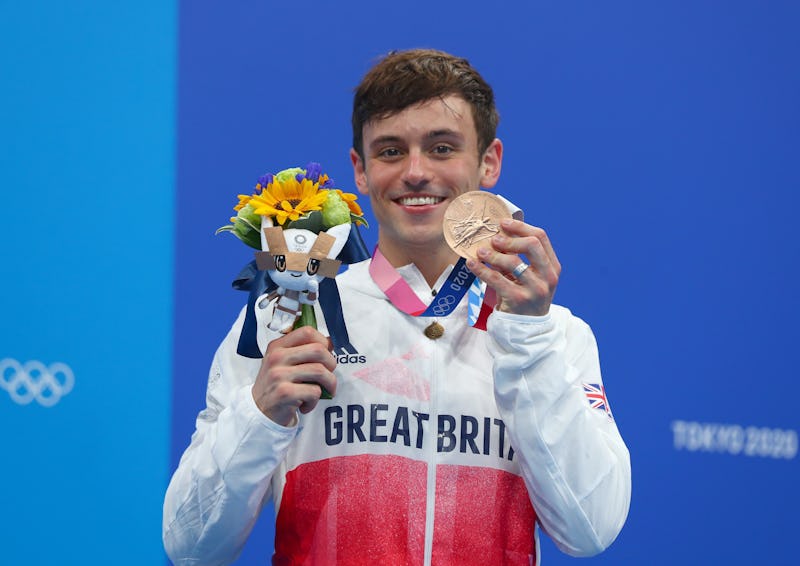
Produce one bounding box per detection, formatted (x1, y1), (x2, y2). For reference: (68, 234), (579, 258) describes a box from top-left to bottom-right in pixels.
(398, 196), (443, 206)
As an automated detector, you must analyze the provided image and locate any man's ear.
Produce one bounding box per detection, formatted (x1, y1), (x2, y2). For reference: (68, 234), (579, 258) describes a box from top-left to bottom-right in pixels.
(479, 138), (503, 189)
(350, 148), (369, 195)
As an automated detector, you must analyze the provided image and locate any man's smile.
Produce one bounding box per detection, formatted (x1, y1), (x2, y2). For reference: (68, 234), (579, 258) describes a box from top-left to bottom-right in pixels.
(394, 195), (445, 207)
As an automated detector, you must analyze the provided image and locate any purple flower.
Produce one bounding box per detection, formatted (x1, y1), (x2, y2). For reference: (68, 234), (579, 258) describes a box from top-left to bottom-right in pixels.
(301, 162), (323, 183)
(257, 173), (273, 188)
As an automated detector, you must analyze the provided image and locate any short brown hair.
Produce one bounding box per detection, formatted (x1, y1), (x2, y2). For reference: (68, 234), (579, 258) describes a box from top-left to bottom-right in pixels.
(352, 49), (499, 160)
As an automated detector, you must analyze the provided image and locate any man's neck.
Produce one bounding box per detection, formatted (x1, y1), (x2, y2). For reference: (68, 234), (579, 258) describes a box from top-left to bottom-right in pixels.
(376, 240), (459, 288)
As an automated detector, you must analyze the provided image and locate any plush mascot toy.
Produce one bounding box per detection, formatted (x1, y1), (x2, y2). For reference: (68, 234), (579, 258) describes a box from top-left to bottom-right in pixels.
(256, 222), (351, 333)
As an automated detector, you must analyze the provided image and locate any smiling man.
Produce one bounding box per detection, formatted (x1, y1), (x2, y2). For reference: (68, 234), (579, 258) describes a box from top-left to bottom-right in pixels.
(164, 49), (631, 566)
(351, 93), (502, 287)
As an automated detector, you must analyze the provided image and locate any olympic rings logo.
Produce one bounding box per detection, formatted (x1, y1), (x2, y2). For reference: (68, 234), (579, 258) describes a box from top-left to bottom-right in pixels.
(431, 294), (457, 316)
(0, 358), (74, 407)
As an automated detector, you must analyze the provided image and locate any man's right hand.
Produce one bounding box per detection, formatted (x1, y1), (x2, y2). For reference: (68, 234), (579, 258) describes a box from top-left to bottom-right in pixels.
(251, 325), (337, 427)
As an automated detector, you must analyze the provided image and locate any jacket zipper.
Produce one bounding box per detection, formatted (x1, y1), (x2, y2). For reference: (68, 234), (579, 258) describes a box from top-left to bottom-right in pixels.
(423, 326), (440, 566)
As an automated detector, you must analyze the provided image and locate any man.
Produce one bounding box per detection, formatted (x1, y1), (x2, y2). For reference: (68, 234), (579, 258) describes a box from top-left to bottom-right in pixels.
(164, 49), (631, 565)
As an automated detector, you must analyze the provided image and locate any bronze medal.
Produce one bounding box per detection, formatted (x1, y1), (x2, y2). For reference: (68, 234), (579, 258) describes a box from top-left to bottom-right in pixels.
(443, 192), (512, 260)
(424, 321), (445, 340)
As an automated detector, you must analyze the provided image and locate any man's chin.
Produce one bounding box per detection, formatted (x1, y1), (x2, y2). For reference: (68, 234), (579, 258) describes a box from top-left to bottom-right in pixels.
(398, 230), (447, 250)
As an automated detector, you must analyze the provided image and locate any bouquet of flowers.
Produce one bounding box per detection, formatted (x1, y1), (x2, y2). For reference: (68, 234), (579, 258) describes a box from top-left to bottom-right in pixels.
(218, 162), (367, 333)
(217, 162), (366, 250)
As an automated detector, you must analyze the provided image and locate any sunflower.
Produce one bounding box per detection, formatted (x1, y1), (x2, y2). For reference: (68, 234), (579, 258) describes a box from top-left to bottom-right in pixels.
(233, 193), (253, 212)
(335, 189), (364, 217)
(249, 176), (329, 225)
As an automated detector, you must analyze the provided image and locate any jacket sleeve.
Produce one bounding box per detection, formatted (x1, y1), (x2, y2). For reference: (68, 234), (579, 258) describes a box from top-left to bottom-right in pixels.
(487, 307), (631, 557)
(163, 308), (298, 566)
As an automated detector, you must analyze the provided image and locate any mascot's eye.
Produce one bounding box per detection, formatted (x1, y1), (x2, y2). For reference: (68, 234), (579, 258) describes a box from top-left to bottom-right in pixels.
(307, 258), (320, 275)
(274, 255), (286, 272)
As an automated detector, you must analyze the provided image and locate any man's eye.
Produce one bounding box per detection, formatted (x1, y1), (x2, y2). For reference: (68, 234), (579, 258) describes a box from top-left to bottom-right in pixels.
(378, 148), (401, 158)
(432, 145), (453, 155)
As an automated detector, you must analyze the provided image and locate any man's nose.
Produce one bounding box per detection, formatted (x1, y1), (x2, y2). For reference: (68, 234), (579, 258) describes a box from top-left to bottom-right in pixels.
(402, 150), (429, 187)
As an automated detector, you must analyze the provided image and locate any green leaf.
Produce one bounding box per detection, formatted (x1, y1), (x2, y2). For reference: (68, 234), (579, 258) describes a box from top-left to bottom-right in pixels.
(287, 210), (324, 233)
(350, 213), (369, 227)
(215, 222), (261, 249)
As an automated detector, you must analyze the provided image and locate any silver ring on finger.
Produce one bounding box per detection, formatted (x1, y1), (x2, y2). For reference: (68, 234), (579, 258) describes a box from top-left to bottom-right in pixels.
(511, 262), (529, 278)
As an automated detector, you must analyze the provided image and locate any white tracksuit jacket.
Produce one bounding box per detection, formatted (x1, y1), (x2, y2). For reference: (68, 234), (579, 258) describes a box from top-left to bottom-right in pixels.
(163, 260), (631, 566)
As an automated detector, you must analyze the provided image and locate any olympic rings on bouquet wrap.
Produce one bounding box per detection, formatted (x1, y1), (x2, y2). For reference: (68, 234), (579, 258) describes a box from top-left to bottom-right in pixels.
(0, 358), (75, 407)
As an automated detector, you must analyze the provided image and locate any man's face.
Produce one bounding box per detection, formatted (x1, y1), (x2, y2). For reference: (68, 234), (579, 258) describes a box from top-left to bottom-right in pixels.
(351, 95), (502, 261)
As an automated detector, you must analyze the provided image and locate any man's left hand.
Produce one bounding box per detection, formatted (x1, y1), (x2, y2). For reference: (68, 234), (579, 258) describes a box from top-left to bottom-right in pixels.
(467, 218), (561, 317)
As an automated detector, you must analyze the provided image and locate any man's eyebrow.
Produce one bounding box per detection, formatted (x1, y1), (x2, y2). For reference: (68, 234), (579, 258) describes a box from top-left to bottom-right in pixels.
(427, 129), (463, 139)
(367, 130), (465, 149)
(368, 135), (403, 147)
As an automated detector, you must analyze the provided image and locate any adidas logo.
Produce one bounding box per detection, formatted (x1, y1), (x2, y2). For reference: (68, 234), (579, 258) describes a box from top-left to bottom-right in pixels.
(336, 353), (366, 364)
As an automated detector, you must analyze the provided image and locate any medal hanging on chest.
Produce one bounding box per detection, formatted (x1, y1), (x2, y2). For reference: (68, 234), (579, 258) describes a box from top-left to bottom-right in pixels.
(424, 289), (445, 339)
(369, 247), (488, 339)
(423, 321), (445, 340)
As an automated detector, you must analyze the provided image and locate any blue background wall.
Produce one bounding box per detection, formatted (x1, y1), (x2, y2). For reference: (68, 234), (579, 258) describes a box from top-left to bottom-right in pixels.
(2, 1), (798, 564)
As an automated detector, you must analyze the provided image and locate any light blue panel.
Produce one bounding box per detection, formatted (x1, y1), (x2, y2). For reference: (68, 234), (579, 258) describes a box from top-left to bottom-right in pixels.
(0, 2), (176, 564)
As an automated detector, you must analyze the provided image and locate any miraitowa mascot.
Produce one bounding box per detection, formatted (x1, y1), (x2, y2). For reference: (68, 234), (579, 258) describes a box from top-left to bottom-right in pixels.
(256, 220), (351, 334)
(218, 163), (369, 361)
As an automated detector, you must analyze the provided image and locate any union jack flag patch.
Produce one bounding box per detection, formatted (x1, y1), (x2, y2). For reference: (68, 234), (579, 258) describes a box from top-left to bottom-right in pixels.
(583, 383), (613, 418)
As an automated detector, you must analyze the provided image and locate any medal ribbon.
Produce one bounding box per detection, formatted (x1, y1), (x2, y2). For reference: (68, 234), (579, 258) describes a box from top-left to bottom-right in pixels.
(369, 246), (495, 326)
